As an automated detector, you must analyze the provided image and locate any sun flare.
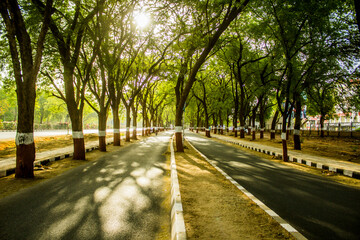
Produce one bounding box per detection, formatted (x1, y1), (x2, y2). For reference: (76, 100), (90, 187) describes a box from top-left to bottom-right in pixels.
(134, 11), (151, 29)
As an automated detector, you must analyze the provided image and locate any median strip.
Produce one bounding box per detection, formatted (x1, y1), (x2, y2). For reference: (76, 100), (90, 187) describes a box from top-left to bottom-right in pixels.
(170, 136), (187, 240)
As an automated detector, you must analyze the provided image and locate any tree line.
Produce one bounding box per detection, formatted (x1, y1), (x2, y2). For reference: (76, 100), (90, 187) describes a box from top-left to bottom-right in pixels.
(0, 0), (359, 178)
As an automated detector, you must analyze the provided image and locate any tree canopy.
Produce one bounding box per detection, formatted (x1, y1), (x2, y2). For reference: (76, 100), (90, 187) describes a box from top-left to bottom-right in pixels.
(0, 0), (359, 176)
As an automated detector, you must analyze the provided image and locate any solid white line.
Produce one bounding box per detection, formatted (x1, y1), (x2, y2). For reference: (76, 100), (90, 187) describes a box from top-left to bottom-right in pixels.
(266, 209), (279, 217)
(281, 223), (298, 232)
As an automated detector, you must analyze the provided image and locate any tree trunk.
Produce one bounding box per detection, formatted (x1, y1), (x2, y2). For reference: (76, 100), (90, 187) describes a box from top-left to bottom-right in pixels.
(16, 141), (35, 178)
(142, 116), (145, 136)
(226, 112), (229, 132)
(233, 107), (238, 137)
(286, 107), (293, 140)
(238, 107), (246, 138)
(70, 111), (85, 160)
(213, 115), (217, 134)
(219, 111), (223, 135)
(259, 97), (265, 139)
(204, 108), (211, 138)
(196, 102), (201, 133)
(15, 86), (36, 178)
(125, 105), (131, 142)
(112, 105), (121, 146)
(354, 0), (360, 33)
(142, 102), (147, 136)
(65, 69), (86, 160)
(146, 118), (151, 136)
(260, 129), (264, 139)
(281, 93), (291, 162)
(251, 109), (256, 140)
(131, 104), (137, 140)
(98, 109), (107, 152)
(233, 79), (239, 138)
(271, 110), (279, 140)
(233, 114), (238, 137)
(293, 99), (302, 150)
(248, 118), (252, 136)
(281, 112), (288, 162)
(320, 115), (325, 138)
(175, 108), (184, 152)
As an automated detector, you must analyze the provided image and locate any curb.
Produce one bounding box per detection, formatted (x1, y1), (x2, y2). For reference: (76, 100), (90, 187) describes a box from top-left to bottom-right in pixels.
(0, 141), (114, 178)
(185, 138), (307, 240)
(170, 136), (187, 240)
(210, 135), (360, 180)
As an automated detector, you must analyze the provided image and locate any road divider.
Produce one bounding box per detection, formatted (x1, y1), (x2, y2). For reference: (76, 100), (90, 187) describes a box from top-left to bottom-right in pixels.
(170, 135), (187, 240)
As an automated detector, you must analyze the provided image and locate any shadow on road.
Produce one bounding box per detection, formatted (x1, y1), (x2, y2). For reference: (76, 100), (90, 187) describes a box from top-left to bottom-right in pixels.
(0, 134), (171, 240)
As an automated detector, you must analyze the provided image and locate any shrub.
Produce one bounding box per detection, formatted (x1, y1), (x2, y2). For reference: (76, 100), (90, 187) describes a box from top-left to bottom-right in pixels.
(2, 121), (17, 130)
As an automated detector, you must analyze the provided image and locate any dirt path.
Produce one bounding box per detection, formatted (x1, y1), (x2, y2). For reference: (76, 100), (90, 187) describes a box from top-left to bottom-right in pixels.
(175, 141), (295, 239)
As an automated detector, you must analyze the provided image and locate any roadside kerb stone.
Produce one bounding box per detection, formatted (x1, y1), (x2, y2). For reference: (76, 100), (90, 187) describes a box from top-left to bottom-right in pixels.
(208, 134), (360, 180)
(170, 135), (187, 240)
(185, 138), (307, 240)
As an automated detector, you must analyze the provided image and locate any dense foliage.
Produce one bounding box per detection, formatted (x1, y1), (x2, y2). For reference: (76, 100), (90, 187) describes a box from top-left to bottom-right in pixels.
(0, 0), (359, 175)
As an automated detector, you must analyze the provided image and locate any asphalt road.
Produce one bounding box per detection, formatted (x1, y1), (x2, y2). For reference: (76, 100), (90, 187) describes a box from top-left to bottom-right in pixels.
(0, 132), (172, 240)
(185, 132), (360, 240)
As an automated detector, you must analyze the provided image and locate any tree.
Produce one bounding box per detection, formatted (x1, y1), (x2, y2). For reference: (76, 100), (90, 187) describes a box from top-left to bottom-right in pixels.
(86, 57), (111, 151)
(0, 0), (53, 178)
(147, 81), (168, 130)
(306, 60), (343, 138)
(257, 0), (346, 159)
(253, 61), (276, 139)
(172, 0), (251, 151)
(35, 0), (105, 159)
(193, 79), (211, 137)
(221, 28), (267, 138)
(82, 9), (111, 152)
(100, 0), (138, 146)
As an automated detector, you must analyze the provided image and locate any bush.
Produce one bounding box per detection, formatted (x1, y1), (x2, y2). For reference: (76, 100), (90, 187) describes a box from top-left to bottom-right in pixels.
(84, 123), (97, 129)
(34, 123), (53, 130)
(0, 120), (3, 129)
(2, 121), (17, 130)
(43, 123), (52, 130)
(54, 122), (69, 129)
